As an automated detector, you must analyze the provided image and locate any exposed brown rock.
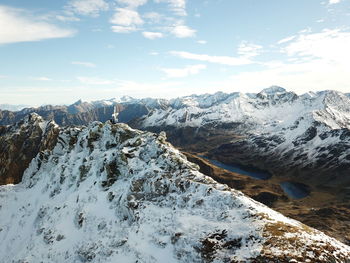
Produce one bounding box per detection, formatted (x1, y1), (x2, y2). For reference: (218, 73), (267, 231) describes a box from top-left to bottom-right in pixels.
(0, 113), (59, 185)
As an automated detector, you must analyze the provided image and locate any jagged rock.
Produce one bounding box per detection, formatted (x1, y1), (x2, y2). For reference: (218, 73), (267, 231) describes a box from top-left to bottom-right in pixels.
(0, 113), (59, 185)
(0, 97), (166, 126)
(0, 121), (349, 262)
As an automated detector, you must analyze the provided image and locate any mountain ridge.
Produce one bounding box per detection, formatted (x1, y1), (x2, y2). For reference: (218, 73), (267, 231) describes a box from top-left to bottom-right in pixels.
(2, 87), (350, 189)
(1, 120), (349, 262)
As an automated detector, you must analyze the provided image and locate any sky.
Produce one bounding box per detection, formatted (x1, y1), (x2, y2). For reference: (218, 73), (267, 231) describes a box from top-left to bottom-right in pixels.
(0, 0), (350, 106)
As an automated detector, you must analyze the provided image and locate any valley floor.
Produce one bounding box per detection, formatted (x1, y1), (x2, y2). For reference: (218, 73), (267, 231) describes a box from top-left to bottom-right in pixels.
(184, 152), (350, 246)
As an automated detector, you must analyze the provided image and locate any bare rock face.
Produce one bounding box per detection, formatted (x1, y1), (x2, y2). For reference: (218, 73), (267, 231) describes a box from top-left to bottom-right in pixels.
(0, 113), (60, 185)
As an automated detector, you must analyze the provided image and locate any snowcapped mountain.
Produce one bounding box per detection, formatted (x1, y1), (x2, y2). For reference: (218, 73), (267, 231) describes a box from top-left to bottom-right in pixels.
(0, 96), (168, 126)
(2, 86), (349, 187)
(1, 120), (349, 262)
(140, 86), (350, 130)
(1, 87), (350, 186)
(136, 87), (350, 188)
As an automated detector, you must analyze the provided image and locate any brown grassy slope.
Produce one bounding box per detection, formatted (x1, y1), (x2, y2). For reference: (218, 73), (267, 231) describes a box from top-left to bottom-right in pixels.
(184, 152), (350, 246)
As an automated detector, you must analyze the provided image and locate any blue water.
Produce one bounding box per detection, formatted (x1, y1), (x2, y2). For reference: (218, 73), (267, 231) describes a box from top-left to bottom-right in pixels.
(201, 157), (272, 180)
(279, 182), (310, 199)
(201, 156), (310, 199)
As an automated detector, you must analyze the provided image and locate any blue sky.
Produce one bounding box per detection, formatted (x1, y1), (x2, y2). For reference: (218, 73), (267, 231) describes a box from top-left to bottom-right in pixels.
(0, 0), (349, 105)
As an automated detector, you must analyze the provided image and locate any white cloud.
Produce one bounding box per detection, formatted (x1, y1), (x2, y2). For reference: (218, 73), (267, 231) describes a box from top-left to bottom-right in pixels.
(72, 61), (96, 68)
(30, 77), (52, 81)
(149, 51), (159, 55)
(299, 28), (312, 34)
(142, 31), (164, 39)
(161, 64), (206, 78)
(111, 25), (139, 33)
(67, 0), (109, 16)
(329, 0), (342, 4)
(110, 8), (144, 26)
(55, 15), (80, 22)
(110, 8), (144, 33)
(282, 29), (350, 66)
(213, 28), (350, 94)
(155, 0), (187, 16)
(197, 40), (207, 44)
(218, 59), (350, 94)
(277, 35), (296, 44)
(117, 0), (148, 8)
(0, 6), (75, 44)
(110, 1), (191, 37)
(77, 77), (114, 85)
(143, 12), (164, 23)
(237, 42), (262, 58)
(170, 51), (253, 66)
(170, 24), (196, 38)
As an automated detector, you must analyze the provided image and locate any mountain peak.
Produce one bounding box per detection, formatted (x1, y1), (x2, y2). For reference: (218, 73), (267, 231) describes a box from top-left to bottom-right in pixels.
(259, 86), (287, 94)
(72, 99), (83, 105)
(23, 112), (44, 123)
(113, 95), (135, 103)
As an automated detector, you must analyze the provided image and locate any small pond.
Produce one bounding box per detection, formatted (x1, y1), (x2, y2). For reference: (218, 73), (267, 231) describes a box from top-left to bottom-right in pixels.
(279, 182), (310, 199)
(201, 156), (310, 199)
(201, 157), (272, 180)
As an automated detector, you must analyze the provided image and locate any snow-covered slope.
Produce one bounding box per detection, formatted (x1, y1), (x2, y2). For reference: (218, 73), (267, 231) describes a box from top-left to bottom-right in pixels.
(141, 87), (350, 130)
(0, 121), (349, 262)
(137, 87), (350, 183)
(66, 96), (168, 115)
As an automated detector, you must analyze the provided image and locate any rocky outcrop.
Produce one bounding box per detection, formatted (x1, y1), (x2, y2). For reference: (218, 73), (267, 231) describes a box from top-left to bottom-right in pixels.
(0, 101), (150, 185)
(0, 113), (59, 185)
(0, 121), (349, 262)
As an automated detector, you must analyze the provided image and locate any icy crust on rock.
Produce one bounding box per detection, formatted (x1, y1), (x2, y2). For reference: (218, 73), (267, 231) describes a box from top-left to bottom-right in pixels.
(0, 122), (349, 262)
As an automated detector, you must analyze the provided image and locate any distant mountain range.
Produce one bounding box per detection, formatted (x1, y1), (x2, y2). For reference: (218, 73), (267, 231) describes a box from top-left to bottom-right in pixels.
(0, 97), (166, 126)
(135, 87), (350, 189)
(0, 103), (29, 111)
(1, 86), (350, 191)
